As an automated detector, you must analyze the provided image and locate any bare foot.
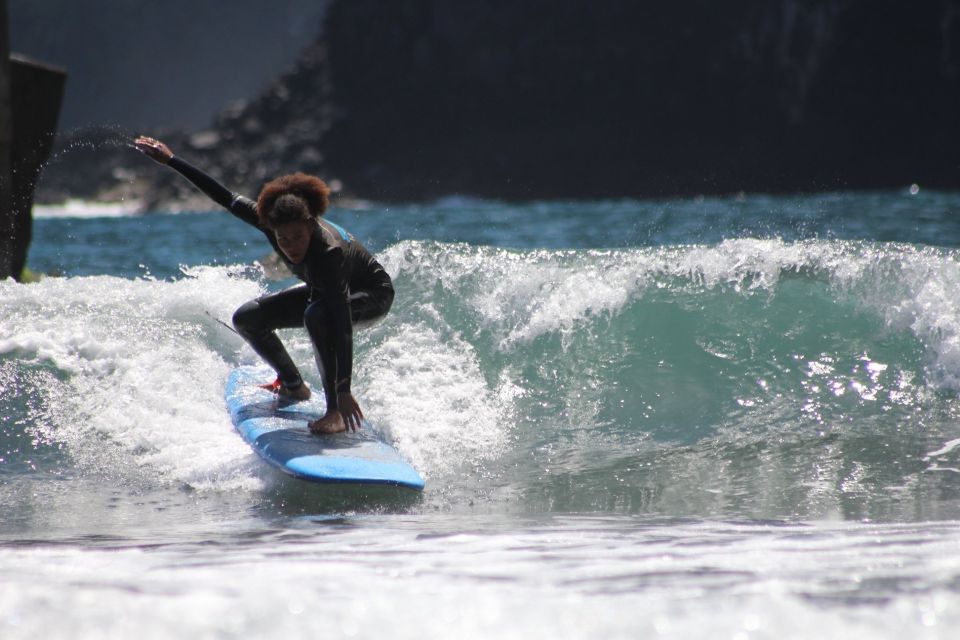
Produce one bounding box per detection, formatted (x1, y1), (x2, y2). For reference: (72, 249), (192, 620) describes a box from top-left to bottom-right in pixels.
(309, 412), (346, 434)
(258, 378), (311, 401)
(278, 383), (311, 401)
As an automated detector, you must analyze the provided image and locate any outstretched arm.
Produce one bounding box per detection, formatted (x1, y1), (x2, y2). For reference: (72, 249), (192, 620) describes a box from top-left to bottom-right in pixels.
(134, 136), (258, 225)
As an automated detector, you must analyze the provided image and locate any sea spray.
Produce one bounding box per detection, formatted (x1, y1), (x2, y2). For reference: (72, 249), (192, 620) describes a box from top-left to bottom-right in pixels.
(46, 124), (138, 158)
(33, 124), (144, 210)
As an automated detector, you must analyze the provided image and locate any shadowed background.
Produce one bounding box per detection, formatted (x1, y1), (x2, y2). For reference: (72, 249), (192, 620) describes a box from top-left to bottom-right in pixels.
(12, 1), (960, 202)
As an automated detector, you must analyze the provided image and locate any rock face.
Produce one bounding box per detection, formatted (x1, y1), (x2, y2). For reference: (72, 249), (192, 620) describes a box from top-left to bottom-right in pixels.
(37, 0), (960, 205)
(9, 0), (330, 131)
(147, 43), (336, 209)
(318, 0), (960, 199)
(36, 44), (333, 208)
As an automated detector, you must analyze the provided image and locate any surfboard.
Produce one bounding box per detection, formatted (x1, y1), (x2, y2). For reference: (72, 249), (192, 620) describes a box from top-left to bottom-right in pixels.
(225, 366), (425, 490)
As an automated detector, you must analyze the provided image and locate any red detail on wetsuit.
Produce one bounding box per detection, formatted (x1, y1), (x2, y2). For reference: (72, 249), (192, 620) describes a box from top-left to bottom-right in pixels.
(258, 378), (282, 392)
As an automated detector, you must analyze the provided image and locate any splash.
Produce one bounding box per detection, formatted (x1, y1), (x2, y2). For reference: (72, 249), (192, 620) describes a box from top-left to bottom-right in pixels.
(31, 123), (144, 211)
(44, 124), (139, 166)
(0, 266), (262, 490)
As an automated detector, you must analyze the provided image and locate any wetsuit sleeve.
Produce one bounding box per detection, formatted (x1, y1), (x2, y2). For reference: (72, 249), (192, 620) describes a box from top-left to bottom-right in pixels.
(309, 246), (354, 402)
(166, 156), (260, 227)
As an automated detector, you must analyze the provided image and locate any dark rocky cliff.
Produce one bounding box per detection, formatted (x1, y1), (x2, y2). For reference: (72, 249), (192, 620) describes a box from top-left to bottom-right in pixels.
(38, 0), (960, 205)
(318, 0), (960, 199)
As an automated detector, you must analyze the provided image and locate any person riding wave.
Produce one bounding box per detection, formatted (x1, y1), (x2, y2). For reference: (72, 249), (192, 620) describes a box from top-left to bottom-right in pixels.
(134, 136), (394, 434)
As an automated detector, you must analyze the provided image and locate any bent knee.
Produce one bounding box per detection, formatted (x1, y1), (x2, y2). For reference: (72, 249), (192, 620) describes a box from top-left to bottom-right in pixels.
(232, 300), (261, 334)
(302, 301), (328, 329)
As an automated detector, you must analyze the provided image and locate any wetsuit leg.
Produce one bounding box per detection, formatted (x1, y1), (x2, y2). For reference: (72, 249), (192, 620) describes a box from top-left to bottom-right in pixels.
(303, 302), (338, 410)
(349, 285), (395, 328)
(232, 284), (310, 388)
(303, 285), (394, 411)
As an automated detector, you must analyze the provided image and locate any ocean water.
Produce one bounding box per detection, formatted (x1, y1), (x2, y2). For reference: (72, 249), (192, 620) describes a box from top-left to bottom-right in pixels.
(5, 188), (960, 638)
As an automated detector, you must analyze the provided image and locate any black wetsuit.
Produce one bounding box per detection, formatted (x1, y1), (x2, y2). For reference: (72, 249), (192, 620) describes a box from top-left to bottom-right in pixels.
(167, 156), (394, 411)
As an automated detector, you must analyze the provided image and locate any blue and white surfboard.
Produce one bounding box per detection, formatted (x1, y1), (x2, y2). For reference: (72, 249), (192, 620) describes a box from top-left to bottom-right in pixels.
(225, 366), (424, 490)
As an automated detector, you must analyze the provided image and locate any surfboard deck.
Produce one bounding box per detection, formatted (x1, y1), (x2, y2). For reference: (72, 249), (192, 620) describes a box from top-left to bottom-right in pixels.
(225, 366), (424, 490)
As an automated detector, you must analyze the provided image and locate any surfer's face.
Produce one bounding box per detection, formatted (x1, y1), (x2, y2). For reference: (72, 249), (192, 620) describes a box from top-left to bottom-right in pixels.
(273, 220), (312, 263)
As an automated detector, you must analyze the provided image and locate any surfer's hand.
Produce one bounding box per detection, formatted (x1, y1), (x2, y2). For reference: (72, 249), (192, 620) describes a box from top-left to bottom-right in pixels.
(134, 136), (173, 164)
(338, 392), (364, 432)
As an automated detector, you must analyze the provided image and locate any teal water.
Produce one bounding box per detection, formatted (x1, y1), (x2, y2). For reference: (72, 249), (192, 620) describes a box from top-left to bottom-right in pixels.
(5, 190), (960, 638)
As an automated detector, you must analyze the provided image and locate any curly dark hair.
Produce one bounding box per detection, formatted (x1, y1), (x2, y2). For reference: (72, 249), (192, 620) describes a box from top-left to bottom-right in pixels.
(256, 173), (331, 228)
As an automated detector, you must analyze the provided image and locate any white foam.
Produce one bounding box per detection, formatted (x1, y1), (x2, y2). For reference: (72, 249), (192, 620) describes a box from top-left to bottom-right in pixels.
(482, 251), (645, 349)
(0, 267), (264, 490)
(925, 438), (960, 459)
(381, 242), (650, 350)
(33, 199), (142, 219)
(358, 319), (509, 477)
(4, 519), (960, 640)
(1, 259), (513, 488)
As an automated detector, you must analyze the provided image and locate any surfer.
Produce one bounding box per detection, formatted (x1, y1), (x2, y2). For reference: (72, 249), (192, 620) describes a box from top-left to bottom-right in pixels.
(134, 136), (393, 434)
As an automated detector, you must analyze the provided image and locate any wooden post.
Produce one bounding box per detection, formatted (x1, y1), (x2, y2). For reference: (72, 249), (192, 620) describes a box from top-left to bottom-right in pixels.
(0, 0), (66, 282)
(9, 54), (66, 280)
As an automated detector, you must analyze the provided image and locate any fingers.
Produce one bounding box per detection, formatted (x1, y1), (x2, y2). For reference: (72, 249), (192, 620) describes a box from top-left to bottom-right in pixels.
(341, 407), (363, 432)
(336, 394), (364, 432)
(133, 136), (171, 162)
(353, 405), (364, 430)
(133, 135), (156, 149)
